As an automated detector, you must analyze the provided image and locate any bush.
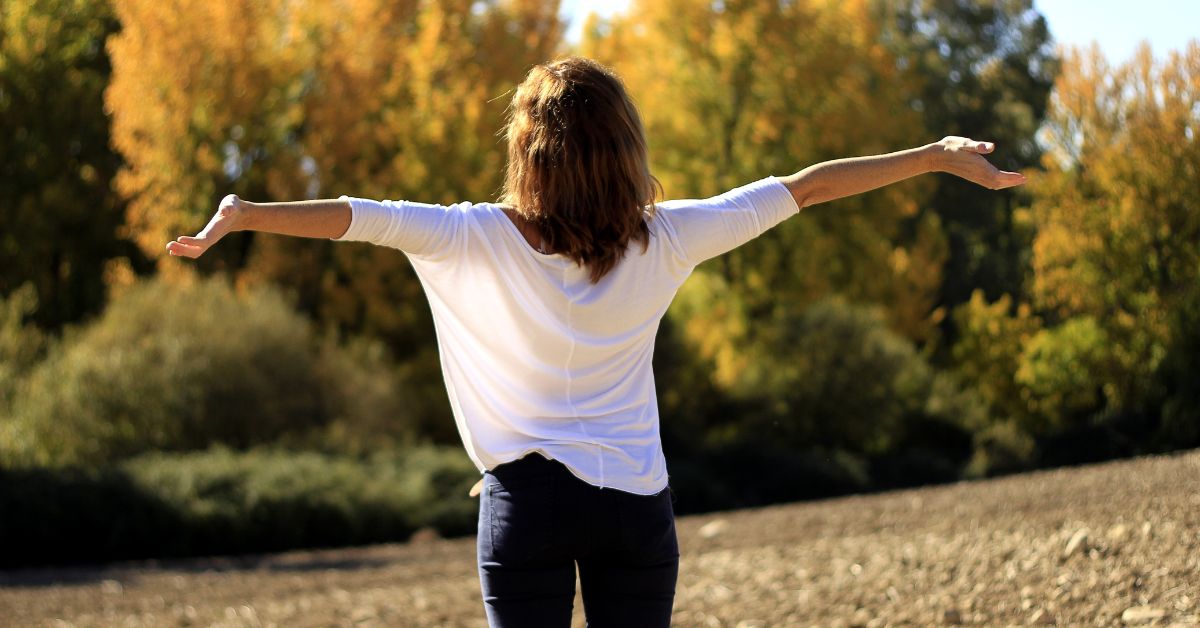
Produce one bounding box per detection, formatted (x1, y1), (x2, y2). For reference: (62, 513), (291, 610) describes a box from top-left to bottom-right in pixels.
(1015, 316), (1110, 434)
(0, 283), (49, 465)
(0, 284), (47, 397)
(1155, 293), (1200, 450)
(0, 446), (479, 568)
(950, 291), (1042, 429)
(662, 294), (990, 501)
(5, 276), (424, 466)
(736, 298), (934, 457)
(964, 419), (1036, 478)
(299, 333), (421, 454)
(869, 414), (975, 489)
(667, 445), (870, 514)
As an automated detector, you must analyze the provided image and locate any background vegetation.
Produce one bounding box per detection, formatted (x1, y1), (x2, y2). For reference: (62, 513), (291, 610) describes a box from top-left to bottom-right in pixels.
(1, 0), (1196, 566)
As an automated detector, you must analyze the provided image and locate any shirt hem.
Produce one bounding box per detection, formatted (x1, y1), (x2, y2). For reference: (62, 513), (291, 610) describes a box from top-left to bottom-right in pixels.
(490, 450), (669, 496)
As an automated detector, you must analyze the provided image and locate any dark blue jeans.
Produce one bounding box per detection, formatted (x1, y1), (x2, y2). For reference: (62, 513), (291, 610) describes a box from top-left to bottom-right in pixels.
(477, 454), (679, 627)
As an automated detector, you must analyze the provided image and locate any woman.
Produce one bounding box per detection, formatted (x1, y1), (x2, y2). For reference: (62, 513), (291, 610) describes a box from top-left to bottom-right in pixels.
(166, 57), (1024, 627)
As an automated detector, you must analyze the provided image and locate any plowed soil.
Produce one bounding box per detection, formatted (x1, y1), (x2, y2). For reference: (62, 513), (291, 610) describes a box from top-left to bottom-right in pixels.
(2, 450), (1198, 626)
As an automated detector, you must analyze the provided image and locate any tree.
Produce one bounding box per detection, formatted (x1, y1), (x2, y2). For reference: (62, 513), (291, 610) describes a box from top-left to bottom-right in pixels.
(107, 0), (562, 359)
(1029, 42), (1200, 416)
(950, 289), (1041, 428)
(873, 0), (1058, 324)
(107, 0), (564, 443)
(582, 0), (947, 351)
(0, 0), (142, 329)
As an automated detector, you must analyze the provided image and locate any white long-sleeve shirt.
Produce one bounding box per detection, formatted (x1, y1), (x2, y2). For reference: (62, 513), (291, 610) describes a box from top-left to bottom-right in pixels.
(334, 177), (800, 494)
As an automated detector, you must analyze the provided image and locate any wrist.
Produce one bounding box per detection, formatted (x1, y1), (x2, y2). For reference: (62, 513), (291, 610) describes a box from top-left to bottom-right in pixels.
(228, 196), (253, 232)
(920, 142), (945, 173)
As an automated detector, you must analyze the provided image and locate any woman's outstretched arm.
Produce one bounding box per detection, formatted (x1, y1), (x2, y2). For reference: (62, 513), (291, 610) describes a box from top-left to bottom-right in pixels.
(780, 136), (1026, 209)
(165, 196), (351, 259)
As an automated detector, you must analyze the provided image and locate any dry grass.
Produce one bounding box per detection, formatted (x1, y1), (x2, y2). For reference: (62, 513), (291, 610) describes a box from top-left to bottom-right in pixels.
(2, 450), (1198, 626)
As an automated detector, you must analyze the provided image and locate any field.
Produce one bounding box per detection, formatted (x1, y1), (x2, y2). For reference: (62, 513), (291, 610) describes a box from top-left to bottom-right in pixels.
(2, 451), (1198, 627)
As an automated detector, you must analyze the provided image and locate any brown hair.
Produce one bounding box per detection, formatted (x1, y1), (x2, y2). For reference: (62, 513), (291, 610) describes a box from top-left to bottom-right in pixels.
(501, 57), (662, 283)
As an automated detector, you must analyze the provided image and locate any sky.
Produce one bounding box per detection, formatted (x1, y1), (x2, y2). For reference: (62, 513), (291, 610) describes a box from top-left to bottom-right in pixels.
(558, 0), (1199, 63)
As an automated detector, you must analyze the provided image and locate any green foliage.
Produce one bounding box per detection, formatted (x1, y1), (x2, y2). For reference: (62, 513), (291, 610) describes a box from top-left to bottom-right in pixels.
(0, 0), (144, 329)
(1015, 317), (1109, 433)
(924, 371), (990, 434)
(667, 292), (993, 480)
(951, 290), (1042, 426)
(0, 284), (46, 403)
(0, 284), (49, 465)
(304, 334), (423, 454)
(0, 446), (479, 568)
(5, 277), (425, 466)
(8, 277), (323, 465)
(738, 298), (934, 457)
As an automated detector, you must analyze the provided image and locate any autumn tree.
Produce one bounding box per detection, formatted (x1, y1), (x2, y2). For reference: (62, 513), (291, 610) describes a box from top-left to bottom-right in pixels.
(576, 0), (979, 469)
(257, 0), (563, 357)
(1027, 42), (1200, 427)
(582, 0), (948, 353)
(108, 0), (563, 439)
(0, 0), (143, 329)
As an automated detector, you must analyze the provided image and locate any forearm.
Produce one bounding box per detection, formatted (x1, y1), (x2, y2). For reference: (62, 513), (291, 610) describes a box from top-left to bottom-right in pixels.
(237, 198), (353, 240)
(166, 195), (354, 258)
(779, 144), (936, 209)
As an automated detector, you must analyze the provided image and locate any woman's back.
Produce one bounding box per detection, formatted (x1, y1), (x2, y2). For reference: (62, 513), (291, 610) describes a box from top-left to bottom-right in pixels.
(334, 175), (800, 494)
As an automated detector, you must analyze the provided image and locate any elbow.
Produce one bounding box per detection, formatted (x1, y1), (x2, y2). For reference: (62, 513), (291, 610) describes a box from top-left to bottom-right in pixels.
(780, 174), (821, 209)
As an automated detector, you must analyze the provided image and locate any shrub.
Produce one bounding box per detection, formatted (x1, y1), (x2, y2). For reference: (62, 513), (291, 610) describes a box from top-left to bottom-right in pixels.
(298, 333), (420, 454)
(950, 290), (1042, 427)
(736, 298), (934, 457)
(5, 276), (431, 466)
(667, 445), (870, 514)
(0, 446), (479, 568)
(0, 284), (47, 397)
(1015, 316), (1110, 433)
(8, 277), (329, 465)
(1154, 293), (1200, 450)
(0, 283), (50, 466)
(664, 294), (990, 498)
(964, 419), (1036, 478)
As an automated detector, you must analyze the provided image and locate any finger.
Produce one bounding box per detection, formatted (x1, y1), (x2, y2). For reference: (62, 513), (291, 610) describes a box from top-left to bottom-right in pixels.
(165, 241), (190, 257)
(177, 235), (206, 245)
(165, 240), (204, 258)
(973, 141), (995, 154)
(994, 170), (1027, 188)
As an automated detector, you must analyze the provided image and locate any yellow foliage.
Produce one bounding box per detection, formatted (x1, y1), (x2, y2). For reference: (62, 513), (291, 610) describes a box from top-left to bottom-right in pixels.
(1030, 41), (1200, 408)
(581, 0), (944, 346)
(107, 0), (562, 351)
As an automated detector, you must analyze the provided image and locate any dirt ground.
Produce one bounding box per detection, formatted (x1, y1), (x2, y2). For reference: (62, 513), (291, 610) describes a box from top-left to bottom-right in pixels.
(2, 450), (1198, 627)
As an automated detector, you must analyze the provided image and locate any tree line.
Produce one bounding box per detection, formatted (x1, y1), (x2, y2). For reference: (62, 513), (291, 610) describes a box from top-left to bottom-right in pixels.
(1, 0), (1197, 562)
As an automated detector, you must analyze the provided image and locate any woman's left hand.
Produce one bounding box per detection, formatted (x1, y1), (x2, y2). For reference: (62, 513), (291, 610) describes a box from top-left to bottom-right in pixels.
(930, 136), (1027, 190)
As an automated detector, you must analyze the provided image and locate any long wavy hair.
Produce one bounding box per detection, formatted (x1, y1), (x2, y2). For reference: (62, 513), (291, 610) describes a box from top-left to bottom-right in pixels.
(501, 57), (662, 283)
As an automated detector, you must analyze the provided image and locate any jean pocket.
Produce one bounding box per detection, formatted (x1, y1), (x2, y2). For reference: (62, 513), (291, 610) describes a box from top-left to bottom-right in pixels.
(618, 488), (679, 564)
(486, 474), (557, 566)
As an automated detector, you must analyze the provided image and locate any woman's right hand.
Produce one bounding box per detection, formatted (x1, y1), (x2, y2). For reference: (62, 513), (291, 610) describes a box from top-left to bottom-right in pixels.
(930, 136), (1027, 190)
(165, 194), (246, 259)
